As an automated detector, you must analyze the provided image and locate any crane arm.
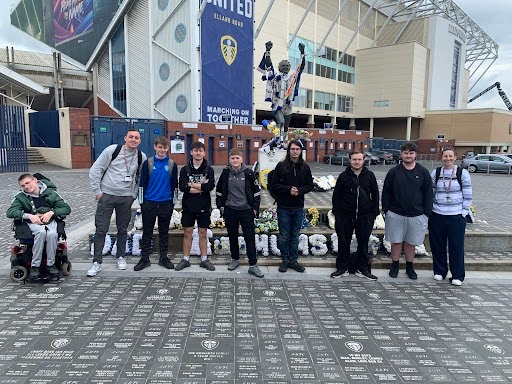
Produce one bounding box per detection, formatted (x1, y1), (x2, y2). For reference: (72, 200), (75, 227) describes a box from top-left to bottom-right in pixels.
(468, 82), (512, 111)
(468, 82), (499, 103)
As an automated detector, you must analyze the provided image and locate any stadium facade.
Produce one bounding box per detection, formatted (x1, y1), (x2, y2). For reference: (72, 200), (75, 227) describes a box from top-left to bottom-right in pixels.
(7, 0), (512, 155)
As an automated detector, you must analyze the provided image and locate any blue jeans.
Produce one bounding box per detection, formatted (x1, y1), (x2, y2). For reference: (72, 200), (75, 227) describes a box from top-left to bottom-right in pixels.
(277, 207), (304, 262)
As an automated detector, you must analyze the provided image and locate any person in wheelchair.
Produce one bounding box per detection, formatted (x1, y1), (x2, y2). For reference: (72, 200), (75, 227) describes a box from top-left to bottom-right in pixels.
(6, 173), (71, 280)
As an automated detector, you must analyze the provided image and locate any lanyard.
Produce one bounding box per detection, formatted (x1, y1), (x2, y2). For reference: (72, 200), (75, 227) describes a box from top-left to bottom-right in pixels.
(441, 166), (455, 193)
(123, 146), (137, 175)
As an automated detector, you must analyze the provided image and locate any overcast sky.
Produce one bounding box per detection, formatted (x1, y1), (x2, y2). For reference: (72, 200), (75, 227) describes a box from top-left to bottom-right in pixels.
(0, 0), (510, 110)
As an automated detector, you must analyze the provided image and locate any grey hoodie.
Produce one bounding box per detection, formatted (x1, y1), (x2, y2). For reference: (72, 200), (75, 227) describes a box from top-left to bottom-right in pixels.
(89, 144), (147, 198)
(225, 164), (252, 210)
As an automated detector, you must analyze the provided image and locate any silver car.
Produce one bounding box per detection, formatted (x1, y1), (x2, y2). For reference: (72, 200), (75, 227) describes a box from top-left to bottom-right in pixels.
(461, 154), (512, 174)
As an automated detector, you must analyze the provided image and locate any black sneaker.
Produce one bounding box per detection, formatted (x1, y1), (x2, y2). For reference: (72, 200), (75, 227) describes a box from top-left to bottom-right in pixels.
(289, 260), (305, 273)
(389, 262), (399, 278)
(355, 269), (378, 281)
(278, 261), (288, 273)
(158, 257), (174, 270)
(331, 270), (349, 278)
(175, 259), (191, 271)
(30, 266), (40, 280)
(406, 264), (417, 280)
(200, 259), (216, 271)
(134, 258), (151, 271)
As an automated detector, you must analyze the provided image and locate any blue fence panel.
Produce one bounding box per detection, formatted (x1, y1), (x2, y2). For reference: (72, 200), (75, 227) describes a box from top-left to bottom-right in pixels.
(369, 137), (384, 150)
(383, 139), (397, 150)
(0, 105), (28, 173)
(91, 117), (166, 161)
(29, 110), (60, 148)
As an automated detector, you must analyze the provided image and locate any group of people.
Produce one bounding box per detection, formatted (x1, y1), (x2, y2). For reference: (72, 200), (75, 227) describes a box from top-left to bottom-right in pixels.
(7, 130), (472, 285)
(331, 142), (472, 285)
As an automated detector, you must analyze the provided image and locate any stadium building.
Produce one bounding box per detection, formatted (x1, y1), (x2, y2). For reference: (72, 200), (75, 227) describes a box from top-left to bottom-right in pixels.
(5, 0), (512, 165)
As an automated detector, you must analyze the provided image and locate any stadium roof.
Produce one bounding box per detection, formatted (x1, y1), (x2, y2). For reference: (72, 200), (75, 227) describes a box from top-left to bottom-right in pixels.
(375, 0), (498, 71)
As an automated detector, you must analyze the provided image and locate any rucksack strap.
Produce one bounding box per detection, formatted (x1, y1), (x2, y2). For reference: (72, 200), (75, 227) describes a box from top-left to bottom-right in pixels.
(148, 157), (175, 178)
(435, 166), (463, 191)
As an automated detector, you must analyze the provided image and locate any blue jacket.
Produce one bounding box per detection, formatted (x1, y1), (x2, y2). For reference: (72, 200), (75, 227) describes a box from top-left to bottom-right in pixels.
(139, 156), (178, 203)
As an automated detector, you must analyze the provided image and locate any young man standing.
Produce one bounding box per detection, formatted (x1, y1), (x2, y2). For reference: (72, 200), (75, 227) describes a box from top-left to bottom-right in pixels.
(216, 148), (264, 278)
(331, 149), (379, 280)
(7, 174), (71, 280)
(382, 141), (433, 279)
(175, 142), (215, 271)
(134, 137), (178, 271)
(272, 139), (314, 273)
(88, 129), (146, 277)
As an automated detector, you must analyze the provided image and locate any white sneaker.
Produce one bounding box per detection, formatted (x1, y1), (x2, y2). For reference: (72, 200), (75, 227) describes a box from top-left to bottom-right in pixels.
(87, 262), (102, 277)
(451, 279), (462, 286)
(117, 257), (128, 270)
(433, 274), (443, 281)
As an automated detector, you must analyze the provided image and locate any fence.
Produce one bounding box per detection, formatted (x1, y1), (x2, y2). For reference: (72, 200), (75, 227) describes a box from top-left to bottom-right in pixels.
(0, 105), (28, 173)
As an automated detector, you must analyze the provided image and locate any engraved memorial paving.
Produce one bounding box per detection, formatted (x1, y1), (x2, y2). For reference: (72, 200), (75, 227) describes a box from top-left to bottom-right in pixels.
(0, 276), (511, 383)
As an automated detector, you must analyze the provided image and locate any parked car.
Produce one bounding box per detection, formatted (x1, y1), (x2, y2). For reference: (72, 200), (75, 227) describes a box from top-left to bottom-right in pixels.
(323, 151), (349, 165)
(371, 150), (395, 164)
(386, 149), (401, 163)
(461, 154), (512, 174)
(364, 152), (381, 165)
(462, 151), (477, 159)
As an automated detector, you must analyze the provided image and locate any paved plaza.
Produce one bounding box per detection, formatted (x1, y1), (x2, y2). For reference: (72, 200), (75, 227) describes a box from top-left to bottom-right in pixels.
(1, 163), (512, 383)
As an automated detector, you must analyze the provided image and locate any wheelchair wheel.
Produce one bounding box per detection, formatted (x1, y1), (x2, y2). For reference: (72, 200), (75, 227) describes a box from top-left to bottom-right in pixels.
(10, 266), (28, 282)
(61, 261), (72, 276)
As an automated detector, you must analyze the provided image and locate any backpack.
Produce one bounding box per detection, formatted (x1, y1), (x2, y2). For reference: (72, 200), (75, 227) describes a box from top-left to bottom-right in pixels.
(110, 144), (143, 178)
(147, 157), (175, 178)
(435, 166), (463, 190)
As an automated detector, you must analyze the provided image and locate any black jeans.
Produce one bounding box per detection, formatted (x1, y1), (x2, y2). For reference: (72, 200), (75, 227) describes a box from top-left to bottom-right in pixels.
(428, 212), (466, 281)
(140, 201), (174, 260)
(224, 207), (257, 266)
(334, 214), (373, 272)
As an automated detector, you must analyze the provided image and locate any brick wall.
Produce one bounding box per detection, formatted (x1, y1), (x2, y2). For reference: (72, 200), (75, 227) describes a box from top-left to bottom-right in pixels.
(167, 121), (370, 166)
(68, 108), (92, 169)
(84, 96), (122, 117)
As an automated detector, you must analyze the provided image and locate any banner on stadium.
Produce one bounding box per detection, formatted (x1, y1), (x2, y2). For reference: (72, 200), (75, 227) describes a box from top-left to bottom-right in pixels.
(54, 0), (94, 45)
(200, 0), (254, 125)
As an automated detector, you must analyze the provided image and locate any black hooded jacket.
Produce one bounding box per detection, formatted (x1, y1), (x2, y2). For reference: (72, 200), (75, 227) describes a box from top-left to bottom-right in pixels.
(332, 166), (379, 218)
(272, 160), (314, 209)
(179, 158), (215, 213)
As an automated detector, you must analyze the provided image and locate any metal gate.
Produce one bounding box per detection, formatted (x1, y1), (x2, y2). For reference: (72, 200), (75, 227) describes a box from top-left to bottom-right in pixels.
(91, 116), (166, 160)
(0, 105), (28, 173)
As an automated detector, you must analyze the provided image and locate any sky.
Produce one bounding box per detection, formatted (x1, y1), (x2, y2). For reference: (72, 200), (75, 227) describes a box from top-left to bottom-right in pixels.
(0, 0), (510, 110)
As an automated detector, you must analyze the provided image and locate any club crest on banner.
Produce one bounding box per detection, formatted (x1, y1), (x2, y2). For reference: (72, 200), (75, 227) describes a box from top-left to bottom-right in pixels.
(221, 35), (237, 66)
(201, 339), (219, 350)
(345, 341), (363, 352)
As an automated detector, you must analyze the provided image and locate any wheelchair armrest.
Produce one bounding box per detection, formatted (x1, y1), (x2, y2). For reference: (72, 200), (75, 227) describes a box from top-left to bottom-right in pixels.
(12, 220), (32, 240)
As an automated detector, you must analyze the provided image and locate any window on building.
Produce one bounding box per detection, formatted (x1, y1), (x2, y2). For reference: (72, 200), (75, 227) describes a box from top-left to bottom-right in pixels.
(450, 41), (461, 108)
(111, 22), (127, 115)
(306, 89), (313, 108)
(337, 95), (354, 113)
(373, 100), (389, 107)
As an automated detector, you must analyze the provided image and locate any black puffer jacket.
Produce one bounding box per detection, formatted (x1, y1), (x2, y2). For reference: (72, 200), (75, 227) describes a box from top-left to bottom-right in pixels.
(332, 166), (379, 218)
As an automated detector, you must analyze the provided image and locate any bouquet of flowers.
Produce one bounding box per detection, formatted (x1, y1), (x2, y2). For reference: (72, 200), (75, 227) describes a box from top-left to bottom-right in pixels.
(210, 208), (225, 228)
(262, 119), (280, 136)
(254, 208), (278, 233)
(288, 129), (313, 141)
(307, 207), (320, 226)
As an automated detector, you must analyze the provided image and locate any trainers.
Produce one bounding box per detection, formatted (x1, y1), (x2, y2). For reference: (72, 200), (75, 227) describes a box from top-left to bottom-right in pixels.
(389, 261), (399, 278)
(289, 260), (305, 273)
(278, 261), (288, 273)
(406, 264), (417, 280)
(87, 262), (102, 277)
(200, 259), (216, 271)
(158, 257), (174, 270)
(451, 278), (462, 286)
(134, 258), (151, 271)
(228, 259), (240, 271)
(117, 257), (127, 270)
(30, 266), (40, 279)
(47, 264), (60, 278)
(175, 259), (191, 271)
(331, 270), (349, 278)
(248, 265), (264, 278)
(433, 274), (444, 281)
(355, 269), (378, 281)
